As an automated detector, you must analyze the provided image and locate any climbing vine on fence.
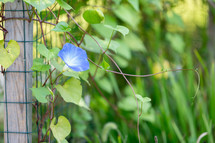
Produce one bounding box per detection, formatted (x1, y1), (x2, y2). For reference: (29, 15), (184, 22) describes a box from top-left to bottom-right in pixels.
(0, 0), (200, 142)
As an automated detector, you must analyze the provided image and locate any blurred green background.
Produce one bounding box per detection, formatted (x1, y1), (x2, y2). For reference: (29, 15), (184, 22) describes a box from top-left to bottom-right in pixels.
(1, 0), (215, 142)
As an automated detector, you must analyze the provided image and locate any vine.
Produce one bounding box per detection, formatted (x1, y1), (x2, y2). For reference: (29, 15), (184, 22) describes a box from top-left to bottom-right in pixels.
(0, 0), (200, 143)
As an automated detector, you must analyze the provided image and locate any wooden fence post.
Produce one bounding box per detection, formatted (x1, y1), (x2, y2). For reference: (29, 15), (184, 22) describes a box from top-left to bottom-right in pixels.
(4, 0), (33, 143)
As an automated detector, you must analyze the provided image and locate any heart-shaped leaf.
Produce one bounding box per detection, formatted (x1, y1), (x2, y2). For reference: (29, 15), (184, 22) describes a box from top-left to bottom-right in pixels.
(101, 58), (110, 70)
(31, 58), (51, 71)
(56, 0), (73, 10)
(52, 22), (71, 32)
(55, 78), (82, 104)
(127, 0), (139, 11)
(83, 9), (104, 24)
(136, 94), (151, 103)
(23, 0), (55, 13)
(30, 87), (51, 103)
(37, 44), (60, 60)
(0, 40), (20, 70)
(104, 25), (129, 37)
(50, 116), (71, 142)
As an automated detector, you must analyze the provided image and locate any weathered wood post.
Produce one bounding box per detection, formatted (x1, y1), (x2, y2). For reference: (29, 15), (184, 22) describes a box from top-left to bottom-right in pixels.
(4, 0), (33, 143)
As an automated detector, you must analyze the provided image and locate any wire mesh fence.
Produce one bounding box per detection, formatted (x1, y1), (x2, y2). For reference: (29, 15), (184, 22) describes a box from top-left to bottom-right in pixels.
(0, 1), (61, 142)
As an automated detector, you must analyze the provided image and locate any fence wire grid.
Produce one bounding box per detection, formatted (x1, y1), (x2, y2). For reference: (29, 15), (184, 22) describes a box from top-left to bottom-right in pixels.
(0, 1), (59, 142)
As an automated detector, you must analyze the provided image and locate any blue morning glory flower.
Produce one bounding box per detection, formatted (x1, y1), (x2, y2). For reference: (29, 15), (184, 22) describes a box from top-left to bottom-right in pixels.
(58, 43), (89, 72)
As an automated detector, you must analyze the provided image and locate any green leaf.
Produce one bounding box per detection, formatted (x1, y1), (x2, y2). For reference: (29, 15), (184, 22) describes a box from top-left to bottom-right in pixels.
(166, 12), (184, 28)
(147, 0), (162, 10)
(166, 33), (185, 53)
(0, 0), (14, 3)
(113, 4), (141, 30)
(23, 0), (55, 13)
(113, 4), (141, 29)
(0, 40), (20, 69)
(61, 139), (69, 143)
(127, 0), (139, 11)
(112, 0), (121, 5)
(83, 9), (104, 24)
(118, 96), (137, 111)
(56, 0), (73, 10)
(92, 15), (118, 39)
(82, 35), (119, 54)
(52, 21), (71, 32)
(30, 87), (51, 103)
(78, 98), (90, 110)
(38, 44), (60, 60)
(31, 58), (51, 71)
(55, 78), (82, 105)
(104, 25), (129, 37)
(115, 39), (131, 60)
(124, 33), (146, 52)
(50, 116), (71, 142)
(101, 122), (118, 142)
(79, 70), (90, 84)
(51, 59), (80, 79)
(101, 58), (110, 70)
(136, 94), (151, 103)
(97, 77), (113, 94)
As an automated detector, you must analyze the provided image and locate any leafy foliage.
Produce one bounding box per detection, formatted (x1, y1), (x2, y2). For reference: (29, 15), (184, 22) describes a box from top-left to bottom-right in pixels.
(50, 116), (71, 142)
(0, 40), (20, 69)
(31, 87), (51, 103)
(23, 0), (55, 13)
(52, 22), (71, 32)
(0, 0), (14, 3)
(55, 78), (84, 106)
(104, 25), (129, 36)
(1, 0), (214, 143)
(83, 9), (104, 24)
(31, 58), (51, 71)
(37, 44), (60, 61)
(56, 0), (73, 10)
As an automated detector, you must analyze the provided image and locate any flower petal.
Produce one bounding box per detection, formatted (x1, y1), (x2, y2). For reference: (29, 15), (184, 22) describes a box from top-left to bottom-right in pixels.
(58, 43), (89, 72)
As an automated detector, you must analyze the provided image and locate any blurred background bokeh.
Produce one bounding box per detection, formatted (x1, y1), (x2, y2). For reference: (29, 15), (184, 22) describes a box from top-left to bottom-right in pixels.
(0, 0), (215, 142)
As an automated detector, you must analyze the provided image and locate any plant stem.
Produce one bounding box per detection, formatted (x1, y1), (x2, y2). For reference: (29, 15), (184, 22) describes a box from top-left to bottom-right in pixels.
(93, 30), (115, 78)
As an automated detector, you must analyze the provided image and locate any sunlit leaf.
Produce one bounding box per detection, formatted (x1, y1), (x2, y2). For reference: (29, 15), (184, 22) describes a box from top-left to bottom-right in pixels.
(23, 0), (55, 13)
(0, 0), (14, 3)
(50, 116), (71, 142)
(37, 44), (60, 60)
(55, 78), (82, 105)
(113, 4), (141, 29)
(112, 0), (121, 5)
(101, 122), (118, 142)
(30, 87), (51, 103)
(166, 33), (185, 53)
(92, 15), (118, 39)
(52, 21), (71, 32)
(79, 70), (90, 84)
(97, 77), (113, 94)
(124, 33), (146, 52)
(104, 25), (129, 37)
(78, 98), (90, 110)
(56, 0), (73, 10)
(51, 59), (80, 79)
(31, 58), (51, 71)
(118, 96), (137, 111)
(83, 9), (104, 24)
(0, 40), (20, 69)
(136, 94), (151, 103)
(101, 58), (110, 70)
(83, 35), (119, 54)
(127, 0), (139, 11)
